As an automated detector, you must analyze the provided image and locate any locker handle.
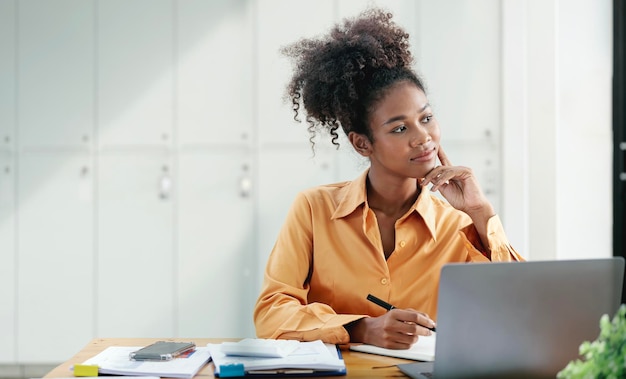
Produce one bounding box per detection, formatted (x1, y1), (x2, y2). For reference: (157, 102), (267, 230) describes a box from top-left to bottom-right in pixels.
(240, 176), (252, 198)
(159, 174), (172, 199)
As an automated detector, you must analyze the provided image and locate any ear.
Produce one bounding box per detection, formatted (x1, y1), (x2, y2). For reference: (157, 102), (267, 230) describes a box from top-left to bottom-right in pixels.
(348, 132), (372, 157)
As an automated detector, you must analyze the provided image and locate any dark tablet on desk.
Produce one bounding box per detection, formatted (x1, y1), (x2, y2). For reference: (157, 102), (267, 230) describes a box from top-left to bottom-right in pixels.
(129, 341), (196, 361)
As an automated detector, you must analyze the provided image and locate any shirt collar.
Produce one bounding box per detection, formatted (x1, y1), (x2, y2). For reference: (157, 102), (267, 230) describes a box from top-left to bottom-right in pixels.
(331, 169), (438, 240)
(331, 170), (369, 220)
(413, 186), (438, 241)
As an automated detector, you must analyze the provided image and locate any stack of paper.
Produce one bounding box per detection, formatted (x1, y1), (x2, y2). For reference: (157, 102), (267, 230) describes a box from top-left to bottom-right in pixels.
(80, 346), (211, 378)
(207, 339), (346, 377)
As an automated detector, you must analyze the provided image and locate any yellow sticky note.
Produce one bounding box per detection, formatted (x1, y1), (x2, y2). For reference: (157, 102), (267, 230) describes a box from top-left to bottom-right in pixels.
(73, 364), (99, 377)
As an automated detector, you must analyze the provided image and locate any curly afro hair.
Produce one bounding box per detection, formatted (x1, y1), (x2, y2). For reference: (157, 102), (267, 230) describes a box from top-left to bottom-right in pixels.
(282, 7), (426, 149)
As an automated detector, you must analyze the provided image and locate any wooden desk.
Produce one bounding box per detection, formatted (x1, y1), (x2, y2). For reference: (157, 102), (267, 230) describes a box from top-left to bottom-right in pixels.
(44, 338), (414, 378)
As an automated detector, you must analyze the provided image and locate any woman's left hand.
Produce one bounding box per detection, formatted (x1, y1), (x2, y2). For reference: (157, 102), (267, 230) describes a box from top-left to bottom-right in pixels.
(421, 146), (493, 217)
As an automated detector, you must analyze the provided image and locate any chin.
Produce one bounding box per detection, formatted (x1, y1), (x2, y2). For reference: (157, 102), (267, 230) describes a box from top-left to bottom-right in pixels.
(418, 163), (436, 178)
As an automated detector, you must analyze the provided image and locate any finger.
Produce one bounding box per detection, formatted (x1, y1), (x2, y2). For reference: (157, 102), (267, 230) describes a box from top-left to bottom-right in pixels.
(396, 320), (419, 335)
(424, 168), (450, 192)
(403, 309), (437, 330)
(391, 323), (421, 343)
(395, 310), (436, 335)
(392, 308), (424, 323)
(421, 166), (442, 185)
(398, 321), (433, 338)
(438, 145), (452, 166)
(385, 337), (417, 350)
(416, 313), (437, 331)
(430, 173), (450, 193)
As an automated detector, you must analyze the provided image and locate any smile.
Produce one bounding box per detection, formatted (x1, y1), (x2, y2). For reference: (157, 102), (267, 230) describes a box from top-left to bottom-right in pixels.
(410, 148), (436, 162)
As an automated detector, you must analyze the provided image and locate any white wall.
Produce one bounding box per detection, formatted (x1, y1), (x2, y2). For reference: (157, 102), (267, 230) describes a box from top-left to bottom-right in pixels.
(501, 0), (613, 260)
(556, 0), (613, 260)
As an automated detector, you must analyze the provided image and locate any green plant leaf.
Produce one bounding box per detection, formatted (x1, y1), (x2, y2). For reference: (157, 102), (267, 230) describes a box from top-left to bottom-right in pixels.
(557, 304), (626, 379)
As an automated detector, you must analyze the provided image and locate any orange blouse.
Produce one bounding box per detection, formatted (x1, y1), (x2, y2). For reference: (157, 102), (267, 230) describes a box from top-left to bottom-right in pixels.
(254, 170), (523, 344)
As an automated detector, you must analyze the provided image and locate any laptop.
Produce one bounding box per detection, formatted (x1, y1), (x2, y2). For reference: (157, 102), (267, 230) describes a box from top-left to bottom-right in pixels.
(398, 257), (625, 379)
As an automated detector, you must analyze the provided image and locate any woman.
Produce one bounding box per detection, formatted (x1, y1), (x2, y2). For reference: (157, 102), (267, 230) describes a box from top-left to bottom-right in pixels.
(253, 8), (523, 350)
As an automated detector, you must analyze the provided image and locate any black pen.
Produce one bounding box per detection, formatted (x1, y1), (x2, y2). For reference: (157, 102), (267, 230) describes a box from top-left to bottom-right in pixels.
(366, 294), (437, 332)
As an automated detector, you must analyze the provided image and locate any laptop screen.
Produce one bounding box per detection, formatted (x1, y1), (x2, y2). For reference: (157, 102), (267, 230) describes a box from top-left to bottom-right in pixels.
(430, 258), (624, 379)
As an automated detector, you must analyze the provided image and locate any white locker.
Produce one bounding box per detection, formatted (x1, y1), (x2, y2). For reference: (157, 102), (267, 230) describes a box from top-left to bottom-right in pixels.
(17, 151), (94, 362)
(17, 0), (94, 149)
(256, 146), (339, 288)
(177, 148), (255, 338)
(444, 139), (501, 211)
(419, 0), (502, 141)
(176, 0), (254, 147)
(256, 0), (336, 145)
(97, 0), (174, 148)
(418, 0), (502, 211)
(0, 0), (16, 147)
(97, 151), (175, 337)
(0, 152), (16, 362)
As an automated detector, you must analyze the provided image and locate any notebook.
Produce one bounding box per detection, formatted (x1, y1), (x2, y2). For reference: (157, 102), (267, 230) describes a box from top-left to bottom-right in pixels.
(350, 333), (435, 361)
(398, 257), (625, 379)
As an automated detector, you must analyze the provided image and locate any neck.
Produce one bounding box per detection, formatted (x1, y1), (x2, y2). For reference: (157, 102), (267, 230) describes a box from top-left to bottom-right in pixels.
(366, 170), (420, 217)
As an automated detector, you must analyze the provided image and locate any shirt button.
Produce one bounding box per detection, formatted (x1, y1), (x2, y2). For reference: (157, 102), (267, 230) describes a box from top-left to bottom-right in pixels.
(399, 240), (406, 248)
(381, 278), (388, 285)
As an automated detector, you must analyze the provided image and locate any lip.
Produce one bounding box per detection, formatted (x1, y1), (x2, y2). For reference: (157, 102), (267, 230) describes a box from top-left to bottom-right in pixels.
(410, 147), (436, 162)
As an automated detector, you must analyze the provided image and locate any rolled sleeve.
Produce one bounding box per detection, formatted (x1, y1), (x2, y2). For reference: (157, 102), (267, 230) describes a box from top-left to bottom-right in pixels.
(254, 191), (369, 344)
(460, 215), (524, 262)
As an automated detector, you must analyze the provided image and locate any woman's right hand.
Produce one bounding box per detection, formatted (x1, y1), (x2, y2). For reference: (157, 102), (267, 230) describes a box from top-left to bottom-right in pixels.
(347, 308), (436, 349)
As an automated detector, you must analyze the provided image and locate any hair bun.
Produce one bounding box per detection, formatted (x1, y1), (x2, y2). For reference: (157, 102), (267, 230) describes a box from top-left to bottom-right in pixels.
(283, 7), (423, 150)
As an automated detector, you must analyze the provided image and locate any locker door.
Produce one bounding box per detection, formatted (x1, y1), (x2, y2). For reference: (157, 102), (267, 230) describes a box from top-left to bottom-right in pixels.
(97, 151), (175, 336)
(17, 0), (94, 149)
(256, 0), (335, 145)
(97, 0), (174, 147)
(256, 146), (337, 288)
(177, 0), (254, 146)
(0, 0), (16, 149)
(177, 148), (255, 337)
(0, 152), (16, 362)
(17, 151), (94, 362)
(418, 0), (503, 211)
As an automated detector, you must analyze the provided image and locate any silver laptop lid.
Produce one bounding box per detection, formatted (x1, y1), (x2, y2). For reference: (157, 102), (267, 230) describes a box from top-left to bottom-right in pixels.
(433, 257), (624, 379)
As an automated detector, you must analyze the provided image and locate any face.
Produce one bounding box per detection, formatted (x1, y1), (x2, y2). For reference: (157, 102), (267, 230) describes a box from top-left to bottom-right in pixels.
(352, 81), (440, 180)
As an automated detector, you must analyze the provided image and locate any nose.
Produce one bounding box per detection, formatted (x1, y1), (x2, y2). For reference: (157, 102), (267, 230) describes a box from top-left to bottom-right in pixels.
(410, 126), (432, 147)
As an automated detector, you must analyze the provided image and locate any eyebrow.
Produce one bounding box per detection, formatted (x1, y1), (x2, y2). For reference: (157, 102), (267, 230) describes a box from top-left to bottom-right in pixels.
(381, 103), (431, 127)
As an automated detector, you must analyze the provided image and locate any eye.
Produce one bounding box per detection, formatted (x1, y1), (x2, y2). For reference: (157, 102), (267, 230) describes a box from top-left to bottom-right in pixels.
(421, 114), (434, 124)
(391, 125), (407, 133)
